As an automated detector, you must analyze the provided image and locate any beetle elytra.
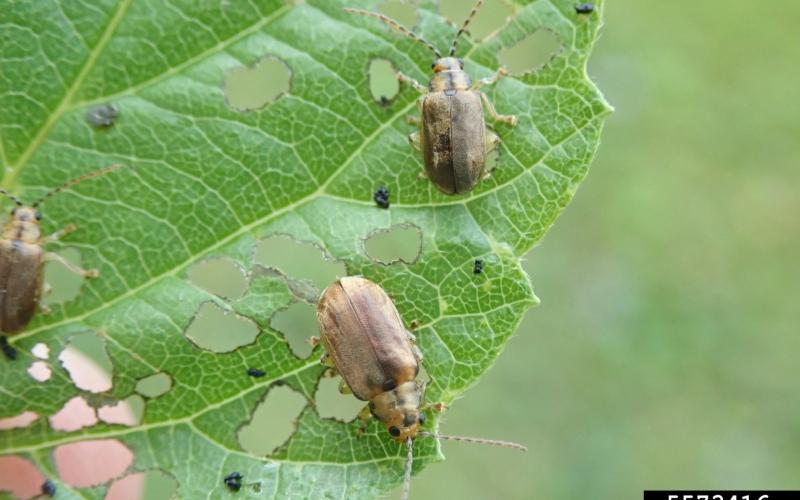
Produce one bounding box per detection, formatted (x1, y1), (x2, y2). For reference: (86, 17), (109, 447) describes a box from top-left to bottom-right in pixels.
(315, 276), (525, 499)
(346, 0), (517, 195)
(0, 164), (127, 349)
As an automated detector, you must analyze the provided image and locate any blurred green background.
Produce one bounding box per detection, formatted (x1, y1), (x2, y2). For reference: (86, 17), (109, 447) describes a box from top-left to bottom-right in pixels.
(410, 0), (800, 498)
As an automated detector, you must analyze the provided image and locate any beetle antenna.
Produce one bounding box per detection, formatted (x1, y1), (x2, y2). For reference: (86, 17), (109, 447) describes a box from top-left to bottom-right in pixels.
(32, 163), (126, 208)
(344, 8), (442, 58)
(449, 0), (484, 56)
(0, 189), (23, 207)
(400, 437), (413, 500)
(418, 431), (527, 451)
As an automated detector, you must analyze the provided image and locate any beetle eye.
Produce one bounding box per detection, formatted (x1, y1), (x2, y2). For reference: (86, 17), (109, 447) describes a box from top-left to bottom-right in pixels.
(389, 426), (401, 437)
(431, 62), (436, 69)
(418, 413), (426, 425)
(35, 211), (42, 221)
(10, 208), (16, 215)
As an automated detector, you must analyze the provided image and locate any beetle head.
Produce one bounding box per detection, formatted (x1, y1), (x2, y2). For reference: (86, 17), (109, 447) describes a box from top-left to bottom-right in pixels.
(4, 206), (42, 243)
(370, 381), (425, 442)
(385, 409), (425, 442)
(432, 57), (464, 73)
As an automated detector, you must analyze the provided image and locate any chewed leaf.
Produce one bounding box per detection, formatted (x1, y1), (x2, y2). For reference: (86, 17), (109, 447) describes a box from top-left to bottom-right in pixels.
(0, 0), (610, 498)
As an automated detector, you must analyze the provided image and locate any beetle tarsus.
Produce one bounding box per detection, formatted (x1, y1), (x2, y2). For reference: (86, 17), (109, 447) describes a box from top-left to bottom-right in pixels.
(45, 223), (77, 243)
(45, 252), (99, 278)
(427, 402), (447, 413)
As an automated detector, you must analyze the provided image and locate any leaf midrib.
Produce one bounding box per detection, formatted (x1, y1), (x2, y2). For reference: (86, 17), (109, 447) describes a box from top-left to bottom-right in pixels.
(12, 96), (419, 343)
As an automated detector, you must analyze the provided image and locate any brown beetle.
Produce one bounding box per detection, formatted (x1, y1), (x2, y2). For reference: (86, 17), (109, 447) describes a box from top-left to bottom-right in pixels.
(0, 164), (126, 357)
(316, 276), (525, 499)
(346, 0), (517, 195)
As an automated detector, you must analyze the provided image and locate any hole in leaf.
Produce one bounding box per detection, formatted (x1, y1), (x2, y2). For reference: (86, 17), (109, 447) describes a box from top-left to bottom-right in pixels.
(184, 302), (259, 352)
(0, 456), (45, 499)
(106, 470), (178, 500)
(49, 396), (98, 432)
(0, 411), (39, 430)
(270, 301), (317, 359)
(27, 360), (51, 382)
(314, 376), (364, 422)
(365, 225), (422, 264)
(32, 342), (49, 359)
(135, 372), (172, 398)
(42, 248), (85, 306)
(499, 29), (562, 75)
(369, 59), (399, 105)
(418, 362), (431, 385)
(59, 332), (113, 393)
(379, 0), (417, 27)
(238, 385), (306, 456)
(98, 395), (145, 427)
(189, 257), (247, 299)
(224, 56), (291, 111)
(54, 439), (134, 488)
(255, 236), (345, 291)
(440, 0), (511, 41)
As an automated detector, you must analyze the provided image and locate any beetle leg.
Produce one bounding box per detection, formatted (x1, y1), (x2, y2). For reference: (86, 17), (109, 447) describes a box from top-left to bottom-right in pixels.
(40, 303), (52, 315)
(485, 129), (502, 152)
(320, 351), (336, 368)
(44, 223), (77, 243)
(480, 92), (518, 126)
(413, 344), (424, 363)
(338, 378), (353, 395)
(405, 115), (421, 126)
(408, 130), (421, 152)
(43, 282), (53, 296)
(397, 72), (427, 95)
(44, 252), (100, 278)
(471, 67), (508, 91)
(424, 402), (447, 413)
(356, 405), (373, 435)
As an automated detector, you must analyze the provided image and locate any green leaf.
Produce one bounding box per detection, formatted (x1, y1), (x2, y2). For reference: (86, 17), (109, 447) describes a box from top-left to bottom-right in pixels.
(0, 0), (610, 497)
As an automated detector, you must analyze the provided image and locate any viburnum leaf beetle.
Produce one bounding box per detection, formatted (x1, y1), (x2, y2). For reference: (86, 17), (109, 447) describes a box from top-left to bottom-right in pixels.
(345, 0), (517, 195)
(315, 276), (526, 500)
(0, 164), (127, 352)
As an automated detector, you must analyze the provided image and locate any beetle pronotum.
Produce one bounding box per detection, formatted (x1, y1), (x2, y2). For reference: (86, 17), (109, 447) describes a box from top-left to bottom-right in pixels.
(346, 0), (517, 195)
(316, 276), (525, 500)
(0, 164), (127, 356)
